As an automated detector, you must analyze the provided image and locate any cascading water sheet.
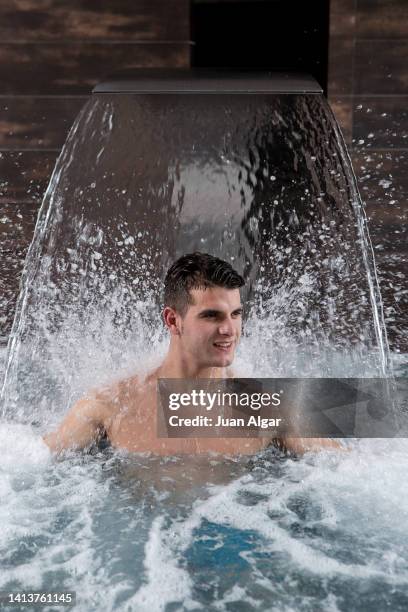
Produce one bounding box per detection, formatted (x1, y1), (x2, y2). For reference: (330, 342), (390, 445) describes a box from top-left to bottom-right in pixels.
(1, 92), (390, 428)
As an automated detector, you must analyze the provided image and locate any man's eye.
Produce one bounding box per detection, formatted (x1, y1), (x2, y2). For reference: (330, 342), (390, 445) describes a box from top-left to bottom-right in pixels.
(205, 313), (217, 318)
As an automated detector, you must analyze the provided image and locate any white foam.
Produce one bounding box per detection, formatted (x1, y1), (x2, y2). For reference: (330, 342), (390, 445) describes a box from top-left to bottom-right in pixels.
(0, 422), (51, 471)
(126, 515), (198, 612)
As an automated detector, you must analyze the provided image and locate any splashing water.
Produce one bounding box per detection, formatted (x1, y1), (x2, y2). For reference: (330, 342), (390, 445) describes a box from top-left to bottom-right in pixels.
(0, 93), (391, 423)
(0, 90), (406, 610)
(1, 425), (408, 611)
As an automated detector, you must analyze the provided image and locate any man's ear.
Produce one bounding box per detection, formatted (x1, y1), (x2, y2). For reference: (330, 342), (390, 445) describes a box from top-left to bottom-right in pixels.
(163, 306), (181, 335)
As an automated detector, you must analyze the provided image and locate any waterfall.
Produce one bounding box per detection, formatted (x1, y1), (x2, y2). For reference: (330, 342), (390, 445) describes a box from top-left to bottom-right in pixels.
(0, 90), (391, 427)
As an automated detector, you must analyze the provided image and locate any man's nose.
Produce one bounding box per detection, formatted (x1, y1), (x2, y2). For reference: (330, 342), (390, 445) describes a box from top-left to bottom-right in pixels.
(218, 318), (235, 336)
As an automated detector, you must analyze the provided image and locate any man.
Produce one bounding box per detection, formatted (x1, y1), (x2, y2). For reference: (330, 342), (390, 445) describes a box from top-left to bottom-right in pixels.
(43, 252), (344, 456)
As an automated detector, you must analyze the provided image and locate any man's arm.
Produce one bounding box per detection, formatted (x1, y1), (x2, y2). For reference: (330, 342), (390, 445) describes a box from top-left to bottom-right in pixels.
(274, 436), (349, 455)
(42, 397), (108, 454)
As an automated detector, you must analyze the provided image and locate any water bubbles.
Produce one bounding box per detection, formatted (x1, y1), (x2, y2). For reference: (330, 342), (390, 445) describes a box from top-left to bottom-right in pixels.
(249, 218), (259, 232)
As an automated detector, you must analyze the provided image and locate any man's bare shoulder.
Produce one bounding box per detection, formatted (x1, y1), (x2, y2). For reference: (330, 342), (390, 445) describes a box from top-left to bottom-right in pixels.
(85, 372), (144, 420)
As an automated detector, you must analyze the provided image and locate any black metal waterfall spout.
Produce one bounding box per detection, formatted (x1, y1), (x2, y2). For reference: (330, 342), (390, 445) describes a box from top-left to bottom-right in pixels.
(92, 69), (323, 95)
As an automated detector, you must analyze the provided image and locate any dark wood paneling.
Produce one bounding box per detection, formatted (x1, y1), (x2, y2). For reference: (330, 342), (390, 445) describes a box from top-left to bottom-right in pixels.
(330, 7), (356, 38)
(354, 40), (408, 95)
(367, 213), (407, 251)
(0, 97), (87, 149)
(328, 37), (354, 96)
(352, 150), (408, 205)
(353, 97), (408, 149)
(330, 0), (355, 11)
(356, 0), (408, 38)
(0, 151), (58, 202)
(365, 202), (408, 229)
(0, 43), (191, 95)
(1, 248), (28, 343)
(330, 13), (355, 38)
(330, 97), (353, 144)
(328, 0), (356, 96)
(0, 0), (190, 42)
(374, 252), (408, 353)
(0, 201), (40, 241)
(0, 201), (40, 343)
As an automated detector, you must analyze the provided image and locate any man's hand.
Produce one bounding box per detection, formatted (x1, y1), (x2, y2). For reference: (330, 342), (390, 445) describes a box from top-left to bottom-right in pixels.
(42, 397), (108, 455)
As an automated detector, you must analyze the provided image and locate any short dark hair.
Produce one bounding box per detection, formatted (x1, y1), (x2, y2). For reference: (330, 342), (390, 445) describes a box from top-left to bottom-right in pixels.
(164, 252), (244, 315)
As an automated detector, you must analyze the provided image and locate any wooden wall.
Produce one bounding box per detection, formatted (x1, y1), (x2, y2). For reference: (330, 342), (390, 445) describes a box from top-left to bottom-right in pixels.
(328, 0), (408, 352)
(0, 0), (191, 344)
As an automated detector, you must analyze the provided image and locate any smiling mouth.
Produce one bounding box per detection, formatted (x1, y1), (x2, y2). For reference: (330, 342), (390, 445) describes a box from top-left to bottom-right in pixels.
(213, 341), (233, 351)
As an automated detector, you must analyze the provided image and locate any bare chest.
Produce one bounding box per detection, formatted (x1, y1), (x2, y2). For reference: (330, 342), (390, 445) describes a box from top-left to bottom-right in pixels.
(105, 387), (198, 454)
(104, 385), (270, 456)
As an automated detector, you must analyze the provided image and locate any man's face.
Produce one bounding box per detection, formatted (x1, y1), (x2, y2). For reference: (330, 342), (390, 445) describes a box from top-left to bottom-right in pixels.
(177, 287), (242, 368)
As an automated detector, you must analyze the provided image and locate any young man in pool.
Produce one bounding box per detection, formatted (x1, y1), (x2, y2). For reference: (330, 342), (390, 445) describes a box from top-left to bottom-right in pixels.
(43, 252), (344, 456)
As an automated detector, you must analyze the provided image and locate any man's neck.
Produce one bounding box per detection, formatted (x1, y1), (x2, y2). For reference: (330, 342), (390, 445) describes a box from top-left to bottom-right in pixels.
(157, 352), (228, 379)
